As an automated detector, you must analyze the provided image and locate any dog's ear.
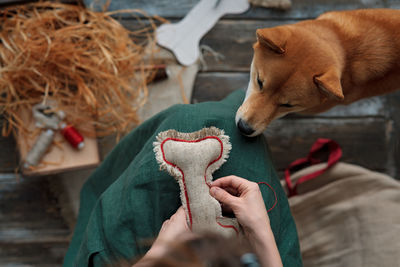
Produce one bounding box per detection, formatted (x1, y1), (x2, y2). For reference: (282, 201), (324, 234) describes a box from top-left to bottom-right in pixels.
(256, 27), (291, 54)
(314, 69), (344, 100)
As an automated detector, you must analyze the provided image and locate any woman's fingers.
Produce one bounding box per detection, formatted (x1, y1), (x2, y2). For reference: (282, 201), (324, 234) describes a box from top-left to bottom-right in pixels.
(209, 186), (237, 208)
(218, 186), (239, 197)
(212, 175), (249, 192)
(174, 206), (186, 219)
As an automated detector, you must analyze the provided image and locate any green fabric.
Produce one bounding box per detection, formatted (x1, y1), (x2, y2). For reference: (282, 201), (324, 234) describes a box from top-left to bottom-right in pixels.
(63, 90), (303, 267)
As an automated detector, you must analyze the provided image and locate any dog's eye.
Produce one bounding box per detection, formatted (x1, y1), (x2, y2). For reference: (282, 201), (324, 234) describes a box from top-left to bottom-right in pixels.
(256, 75), (263, 90)
(280, 103), (294, 108)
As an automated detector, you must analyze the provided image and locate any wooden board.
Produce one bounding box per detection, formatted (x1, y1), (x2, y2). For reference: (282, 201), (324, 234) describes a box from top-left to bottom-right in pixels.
(265, 118), (389, 172)
(0, 0), (82, 8)
(18, 131), (100, 176)
(99, 0), (388, 20)
(17, 109), (100, 176)
(0, 242), (69, 266)
(0, 175), (70, 265)
(192, 72), (249, 103)
(384, 91), (400, 179)
(196, 19), (285, 70)
(121, 19), (296, 72)
(0, 117), (18, 173)
(388, 0), (400, 8)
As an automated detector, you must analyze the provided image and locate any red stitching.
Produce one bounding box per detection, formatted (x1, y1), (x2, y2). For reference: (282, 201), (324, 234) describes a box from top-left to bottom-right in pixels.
(217, 221), (239, 236)
(160, 136), (238, 233)
(161, 138), (194, 229)
(162, 137), (224, 187)
(257, 182), (278, 213)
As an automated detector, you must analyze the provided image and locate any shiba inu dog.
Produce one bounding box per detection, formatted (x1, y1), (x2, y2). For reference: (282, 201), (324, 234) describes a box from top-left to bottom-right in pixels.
(236, 9), (400, 136)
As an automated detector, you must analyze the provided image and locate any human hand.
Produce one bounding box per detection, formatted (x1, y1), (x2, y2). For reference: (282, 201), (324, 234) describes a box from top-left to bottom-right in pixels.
(156, 206), (191, 242)
(210, 176), (282, 267)
(146, 206), (192, 258)
(209, 175), (270, 237)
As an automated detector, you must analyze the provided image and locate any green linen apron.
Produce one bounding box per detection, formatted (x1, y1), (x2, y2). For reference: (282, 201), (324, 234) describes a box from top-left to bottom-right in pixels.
(64, 90), (303, 267)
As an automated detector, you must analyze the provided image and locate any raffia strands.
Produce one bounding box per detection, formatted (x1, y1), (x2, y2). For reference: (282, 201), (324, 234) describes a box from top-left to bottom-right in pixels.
(0, 1), (161, 140)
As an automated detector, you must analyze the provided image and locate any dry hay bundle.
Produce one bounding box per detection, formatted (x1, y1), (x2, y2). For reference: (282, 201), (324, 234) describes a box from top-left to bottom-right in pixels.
(0, 1), (161, 139)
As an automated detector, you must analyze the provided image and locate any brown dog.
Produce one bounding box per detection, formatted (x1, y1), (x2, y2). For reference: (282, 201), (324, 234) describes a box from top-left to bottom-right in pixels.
(236, 9), (400, 136)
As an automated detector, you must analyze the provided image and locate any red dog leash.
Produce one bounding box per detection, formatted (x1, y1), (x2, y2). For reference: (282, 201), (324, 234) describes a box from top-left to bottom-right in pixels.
(284, 138), (342, 197)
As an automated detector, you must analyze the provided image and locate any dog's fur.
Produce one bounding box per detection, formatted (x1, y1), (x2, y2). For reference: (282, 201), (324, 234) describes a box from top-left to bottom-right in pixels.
(236, 9), (400, 136)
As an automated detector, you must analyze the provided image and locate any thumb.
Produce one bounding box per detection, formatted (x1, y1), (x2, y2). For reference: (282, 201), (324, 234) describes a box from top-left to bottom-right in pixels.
(174, 206), (186, 219)
(210, 186), (237, 207)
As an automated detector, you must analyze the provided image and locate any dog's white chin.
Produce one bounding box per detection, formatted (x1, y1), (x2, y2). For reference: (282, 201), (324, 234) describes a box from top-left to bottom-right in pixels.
(246, 128), (264, 137)
(235, 111), (242, 126)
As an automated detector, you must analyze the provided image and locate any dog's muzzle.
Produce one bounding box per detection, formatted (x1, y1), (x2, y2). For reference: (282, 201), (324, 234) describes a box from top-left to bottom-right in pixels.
(237, 118), (255, 136)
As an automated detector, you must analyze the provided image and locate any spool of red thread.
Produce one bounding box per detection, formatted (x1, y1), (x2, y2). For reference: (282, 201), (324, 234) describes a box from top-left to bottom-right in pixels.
(60, 123), (85, 149)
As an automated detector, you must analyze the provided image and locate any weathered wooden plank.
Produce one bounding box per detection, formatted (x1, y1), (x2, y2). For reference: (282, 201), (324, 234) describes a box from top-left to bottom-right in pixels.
(0, 0), (81, 7)
(0, 176), (70, 243)
(0, 242), (68, 266)
(85, 0), (387, 20)
(200, 20), (295, 72)
(192, 72), (249, 103)
(120, 19), (280, 72)
(388, 0), (400, 8)
(385, 90), (400, 179)
(192, 72), (387, 117)
(0, 117), (18, 173)
(0, 136), (17, 172)
(265, 117), (390, 173)
(0, 228), (69, 244)
(234, 0), (388, 20)
(309, 95), (387, 118)
(120, 5), (398, 72)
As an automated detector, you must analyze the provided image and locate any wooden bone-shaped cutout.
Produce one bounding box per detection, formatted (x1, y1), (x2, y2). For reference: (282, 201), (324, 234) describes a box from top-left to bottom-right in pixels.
(156, 0), (250, 66)
(154, 127), (240, 238)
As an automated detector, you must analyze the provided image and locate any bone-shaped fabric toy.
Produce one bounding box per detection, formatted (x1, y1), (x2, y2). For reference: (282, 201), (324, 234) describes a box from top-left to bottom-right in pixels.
(154, 127), (240, 238)
(156, 0), (250, 66)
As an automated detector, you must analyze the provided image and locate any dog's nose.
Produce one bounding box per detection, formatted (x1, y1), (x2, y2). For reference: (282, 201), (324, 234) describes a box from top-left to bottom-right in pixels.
(237, 119), (255, 136)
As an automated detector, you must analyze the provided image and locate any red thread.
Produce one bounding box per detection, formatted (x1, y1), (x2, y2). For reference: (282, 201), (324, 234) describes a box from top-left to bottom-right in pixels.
(61, 125), (84, 149)
(257, 182), (278, 213)
(217, 220), (239, 236)
(160, 136), (238, 233)
(161, 137), (224, 187)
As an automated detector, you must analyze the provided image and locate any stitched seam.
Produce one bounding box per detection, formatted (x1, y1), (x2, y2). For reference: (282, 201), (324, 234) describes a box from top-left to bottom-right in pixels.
(161, 139), (193, 229)
(217, 221), (239, 236)
(160, 136), (238, 234)
(160, 137), (224, 186)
